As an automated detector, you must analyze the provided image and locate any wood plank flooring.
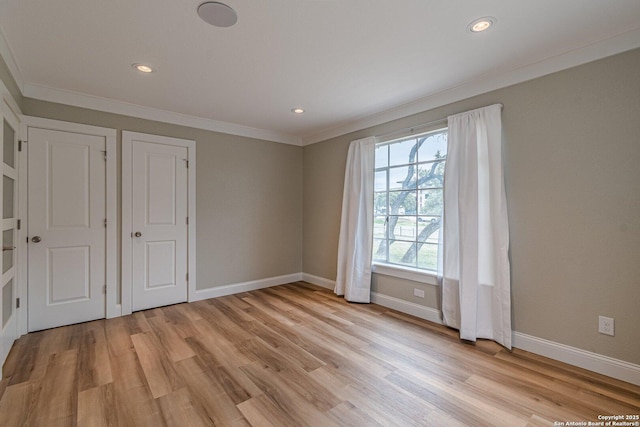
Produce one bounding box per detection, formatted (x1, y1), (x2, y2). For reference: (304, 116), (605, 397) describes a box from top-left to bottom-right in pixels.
(0, 282), (638, 426)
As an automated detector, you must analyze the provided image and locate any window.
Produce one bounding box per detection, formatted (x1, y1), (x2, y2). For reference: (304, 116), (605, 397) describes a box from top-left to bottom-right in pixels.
(373, 129), (447, 272)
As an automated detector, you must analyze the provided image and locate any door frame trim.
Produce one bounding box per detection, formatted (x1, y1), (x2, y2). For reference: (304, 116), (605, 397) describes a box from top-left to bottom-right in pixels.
(19, 116), (118, 331)
(121, 131), (196, 315)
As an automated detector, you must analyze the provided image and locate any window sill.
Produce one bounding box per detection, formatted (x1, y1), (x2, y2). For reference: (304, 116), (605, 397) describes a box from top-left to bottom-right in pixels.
(371, 263), (438, 286)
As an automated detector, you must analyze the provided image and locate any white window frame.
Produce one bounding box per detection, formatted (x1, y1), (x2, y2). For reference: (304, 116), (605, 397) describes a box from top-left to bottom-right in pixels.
(372, 262), (438, 285)
(372, 128), (447, 285)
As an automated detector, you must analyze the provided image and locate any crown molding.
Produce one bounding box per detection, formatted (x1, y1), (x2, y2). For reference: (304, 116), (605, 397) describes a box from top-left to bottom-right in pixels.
(301, 26), (640, 145)
(0, 26), (24, 92)
(22, 84), (303, 146)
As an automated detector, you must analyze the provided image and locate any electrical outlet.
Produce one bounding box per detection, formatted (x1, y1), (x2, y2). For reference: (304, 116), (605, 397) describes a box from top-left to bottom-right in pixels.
(413, 288), (425, 298)
(598, 316), (614, 336)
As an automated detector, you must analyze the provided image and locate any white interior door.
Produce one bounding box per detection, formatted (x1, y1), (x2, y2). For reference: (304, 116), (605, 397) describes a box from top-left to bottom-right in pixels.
(131, 140), (188, 311)
(28, 127), (106, 331)
(0, 109), (20, 362)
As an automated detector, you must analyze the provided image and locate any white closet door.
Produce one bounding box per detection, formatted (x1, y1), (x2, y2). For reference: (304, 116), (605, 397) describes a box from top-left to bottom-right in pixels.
(28, 127), (106, 331)
(131, 140), (188, 311)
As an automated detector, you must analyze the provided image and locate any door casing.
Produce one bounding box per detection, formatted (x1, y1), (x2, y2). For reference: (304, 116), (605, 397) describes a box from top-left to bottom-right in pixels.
(19, 116), (118, 332)
(121, 131), (196, 315)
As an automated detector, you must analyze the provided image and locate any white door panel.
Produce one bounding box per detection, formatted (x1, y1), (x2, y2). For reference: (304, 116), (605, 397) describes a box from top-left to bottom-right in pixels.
(28, 128), (106, 331)
(132, 141), (187, 311)
(47, 246), (90, 303)
(48, 142), (91, 228)
(146, 153), (177, 225)
(146, 241), (175, 288)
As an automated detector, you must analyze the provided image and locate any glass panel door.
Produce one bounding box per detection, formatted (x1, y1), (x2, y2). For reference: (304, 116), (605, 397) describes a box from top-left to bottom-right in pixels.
(1, 114), (19, 363)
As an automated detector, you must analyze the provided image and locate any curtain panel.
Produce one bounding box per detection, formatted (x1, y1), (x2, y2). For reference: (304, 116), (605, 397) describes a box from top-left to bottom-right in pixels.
(335, 136), (376, 303)
(441, 104), (512, 349)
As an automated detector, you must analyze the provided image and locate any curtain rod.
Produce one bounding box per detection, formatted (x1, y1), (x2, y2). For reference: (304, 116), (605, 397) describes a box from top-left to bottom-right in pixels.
(375, 117), (447, 141)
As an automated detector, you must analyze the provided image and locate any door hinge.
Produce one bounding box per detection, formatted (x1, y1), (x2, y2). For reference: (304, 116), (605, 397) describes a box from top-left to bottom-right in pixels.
(17, 219), (21, 230)
(16, 297), (20, 309)
(18, 140), (26, 152)
(186, 273), (189, 282)
(26, 236), (29, 243)
(186, 217), (189, 225)
(104, 218), (107, 228)
(184, 158), (189, 168)
(103, 285), (107, 294)
(101, 150), (107, 161)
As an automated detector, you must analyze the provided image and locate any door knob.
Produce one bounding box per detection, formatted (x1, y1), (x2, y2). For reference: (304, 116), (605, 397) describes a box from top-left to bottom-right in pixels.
(134, 232), (142, 238)
(32, 236), (42, 243)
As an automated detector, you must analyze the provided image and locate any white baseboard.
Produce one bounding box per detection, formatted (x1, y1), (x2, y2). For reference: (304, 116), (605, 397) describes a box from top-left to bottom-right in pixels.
(300, 272), (640, 386)
(513, 332), (640, 386)
(371, 292), (443, 325)
(191, 273), (303, 301)
(301, 273), (442, 324)
(301, 273), (335, 290)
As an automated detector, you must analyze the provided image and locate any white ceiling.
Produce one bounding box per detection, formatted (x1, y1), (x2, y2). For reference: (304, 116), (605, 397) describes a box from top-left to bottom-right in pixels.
(1, 1), (640, 145)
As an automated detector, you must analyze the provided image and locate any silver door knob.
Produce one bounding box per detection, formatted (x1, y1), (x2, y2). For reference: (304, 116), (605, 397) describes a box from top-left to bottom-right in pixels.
(32, 236), (42, 243)
(134, 232), (142, 238)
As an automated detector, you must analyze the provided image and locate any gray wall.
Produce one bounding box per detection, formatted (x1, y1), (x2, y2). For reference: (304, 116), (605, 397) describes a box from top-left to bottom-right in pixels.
(23, 99), (303, 290)
(0, 54), (23, 110)
(303, 48), (640, 364)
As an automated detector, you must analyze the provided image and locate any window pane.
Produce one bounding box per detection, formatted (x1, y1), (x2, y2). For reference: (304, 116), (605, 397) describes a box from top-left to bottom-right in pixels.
(389, 139), (416, 166)
(374, 192), (388, 216)
(3, 229), (13, 273)
(374, 171), (387, 191)
(417, 243), (438, 271)
(389, 216), (416, 241)
(375, 145), (388, 168)
(418, 161), (445, 189)
(373, 129), (447, 273)
(3, 120), (15, 168)
(418, 189), (442, 216)
(389, 166), (415, 190)
(2, 279), (12, 327)
(3, 175), (14, 219)
(388, 191), (416, 215)
(388, 240), (416, 267)
(372, 239), (387, 262)
(373, 216), (387, 239)
(417, 217), (440, 243)
(418, 131), (447, 162)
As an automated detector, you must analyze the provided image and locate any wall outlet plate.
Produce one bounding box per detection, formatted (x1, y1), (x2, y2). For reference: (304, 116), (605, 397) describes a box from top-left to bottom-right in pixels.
(413, 288), (425, 298)
(598, 316), (614, 336)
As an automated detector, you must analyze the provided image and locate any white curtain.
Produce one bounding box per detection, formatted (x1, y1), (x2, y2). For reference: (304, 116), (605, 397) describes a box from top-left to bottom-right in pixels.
(335, 136), (376, 303)
(441, 104), (512, 349)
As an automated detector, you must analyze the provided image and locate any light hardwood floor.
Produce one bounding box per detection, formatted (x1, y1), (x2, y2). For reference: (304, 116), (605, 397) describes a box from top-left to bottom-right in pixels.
(0, 282), (638, 426)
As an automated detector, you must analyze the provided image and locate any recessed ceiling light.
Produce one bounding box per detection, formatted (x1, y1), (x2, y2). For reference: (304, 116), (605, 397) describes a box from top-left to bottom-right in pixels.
(291, 108), (305, 114)
(468, 17), (496, 33)
(198, 2), (238, 28)
(132, 63), (154, 73)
